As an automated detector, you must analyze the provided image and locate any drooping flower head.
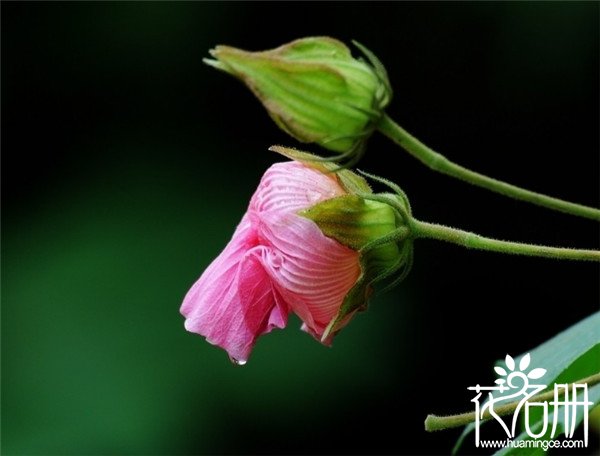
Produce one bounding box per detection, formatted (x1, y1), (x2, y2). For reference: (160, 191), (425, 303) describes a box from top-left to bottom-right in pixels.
(181, 147), (411, 363)
(204, 37), (392, 162)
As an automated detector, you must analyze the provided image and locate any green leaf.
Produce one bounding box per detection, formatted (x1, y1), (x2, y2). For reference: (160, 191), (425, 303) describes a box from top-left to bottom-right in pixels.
(525, 344), (600, 429)
(453, 311), (600, 455)
(494, 383), (600, 456)
(501, 345), (600, 455)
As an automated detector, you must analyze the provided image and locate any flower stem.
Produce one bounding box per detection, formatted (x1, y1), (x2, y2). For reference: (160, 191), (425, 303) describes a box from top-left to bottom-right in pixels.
(377, 114), (600, 222)
(425, 372), (600, 432)
(411, 219), (600, 261)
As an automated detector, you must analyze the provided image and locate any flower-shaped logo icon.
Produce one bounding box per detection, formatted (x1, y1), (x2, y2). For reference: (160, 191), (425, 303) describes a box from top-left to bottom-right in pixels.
(493, 353), (547, 392)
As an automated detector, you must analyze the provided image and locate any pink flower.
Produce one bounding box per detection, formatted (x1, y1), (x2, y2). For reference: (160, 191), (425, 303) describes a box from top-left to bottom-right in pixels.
(181, 160), (361, 364)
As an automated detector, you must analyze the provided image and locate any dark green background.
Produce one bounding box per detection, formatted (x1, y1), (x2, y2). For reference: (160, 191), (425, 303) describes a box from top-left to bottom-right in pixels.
(2, 2), (598, 455)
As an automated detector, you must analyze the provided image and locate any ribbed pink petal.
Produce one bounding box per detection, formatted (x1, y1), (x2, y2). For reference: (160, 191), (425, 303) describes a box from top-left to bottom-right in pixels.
(182, 160), (363, 360)
(181, 216), (288, 363)
(258, 210), (360, 341)
(300, 309), (357, 346)
(249, 161), (346, 215)
(181, 215), (254, 318)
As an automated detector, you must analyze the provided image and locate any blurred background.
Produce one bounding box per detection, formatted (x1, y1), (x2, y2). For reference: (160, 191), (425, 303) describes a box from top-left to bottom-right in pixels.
(2, 2), (598, 455)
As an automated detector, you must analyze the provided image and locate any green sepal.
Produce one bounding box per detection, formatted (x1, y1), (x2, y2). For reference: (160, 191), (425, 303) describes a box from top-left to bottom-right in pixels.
(272, 145), (413, 339)
(299, 192), (413, 340)
(322, 237), (413, 339)
(352, 40), (393, 108)
(300, 194), (397, 250)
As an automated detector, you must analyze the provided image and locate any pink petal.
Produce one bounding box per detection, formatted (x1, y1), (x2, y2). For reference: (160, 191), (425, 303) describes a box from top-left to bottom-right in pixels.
(249, 161), (346, 215)
(301, 309), (357, 346)
(180, 215), (254, 318)
(181, 216), (288, 363)
(182, 160), (362, 360)
(258, 210), (360, 341)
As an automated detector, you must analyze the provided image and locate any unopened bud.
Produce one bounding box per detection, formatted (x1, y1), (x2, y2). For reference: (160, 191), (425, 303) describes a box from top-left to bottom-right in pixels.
(205, 37), (391, 155)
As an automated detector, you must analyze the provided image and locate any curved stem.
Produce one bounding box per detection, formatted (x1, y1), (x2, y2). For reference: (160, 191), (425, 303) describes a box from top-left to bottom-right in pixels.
(411, 219), (600, 261)
(377, 114), (600, 221)
(425, 372), (600, 431)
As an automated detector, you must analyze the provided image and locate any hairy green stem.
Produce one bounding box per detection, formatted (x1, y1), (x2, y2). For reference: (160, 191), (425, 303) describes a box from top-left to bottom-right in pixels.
(412, 219), (599, 261)
(377, 114), (600, 221)
(425, 372), (600, 432)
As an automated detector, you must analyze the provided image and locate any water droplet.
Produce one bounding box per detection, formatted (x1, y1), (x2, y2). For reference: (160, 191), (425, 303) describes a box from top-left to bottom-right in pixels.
(229, 356), (247, 366)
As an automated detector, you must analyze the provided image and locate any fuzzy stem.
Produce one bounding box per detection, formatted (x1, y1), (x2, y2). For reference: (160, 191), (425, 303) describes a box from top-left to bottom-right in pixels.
(425, 372), (600, 432)
(377, 114), (600, 221)
(411, 219), (599, 261)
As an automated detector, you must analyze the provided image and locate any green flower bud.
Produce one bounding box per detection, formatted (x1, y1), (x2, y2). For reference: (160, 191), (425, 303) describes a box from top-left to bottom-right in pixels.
(272, 146), (412, 339)
(205, 37), (392, 156)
